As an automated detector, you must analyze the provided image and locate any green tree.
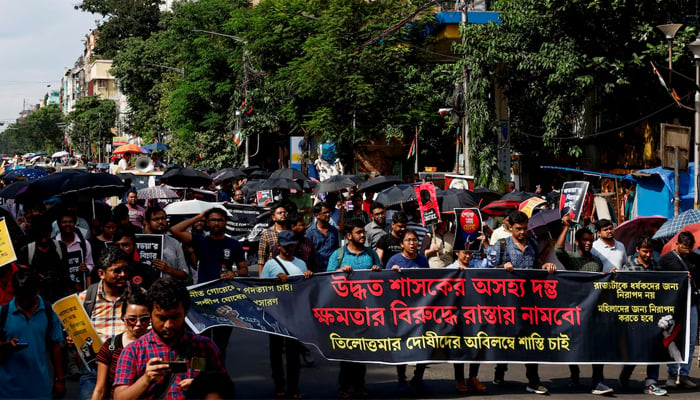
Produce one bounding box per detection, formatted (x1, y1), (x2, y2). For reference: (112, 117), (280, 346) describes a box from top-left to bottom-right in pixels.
(66, 97), (117, 161)
(457, 0), (698, 184)
(75, 0), (163, 59)
(0, 105), (65, 155)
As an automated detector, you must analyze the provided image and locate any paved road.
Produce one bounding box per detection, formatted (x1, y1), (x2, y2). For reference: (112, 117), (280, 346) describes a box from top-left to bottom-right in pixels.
(65, 327), (700, 399)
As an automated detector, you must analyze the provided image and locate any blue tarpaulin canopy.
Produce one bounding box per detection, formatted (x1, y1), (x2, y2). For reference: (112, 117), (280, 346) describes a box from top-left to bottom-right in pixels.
(623, 164), (695, 219)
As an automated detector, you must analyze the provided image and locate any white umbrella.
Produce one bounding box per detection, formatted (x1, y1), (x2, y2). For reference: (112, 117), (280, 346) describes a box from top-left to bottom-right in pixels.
(163, 199), (230, 216)
(52, 151), (69, 158)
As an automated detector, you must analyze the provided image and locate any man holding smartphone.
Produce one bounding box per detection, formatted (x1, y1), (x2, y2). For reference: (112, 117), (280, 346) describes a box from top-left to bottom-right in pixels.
(113, 277), (226, 400)
(0, 268), (66, 399)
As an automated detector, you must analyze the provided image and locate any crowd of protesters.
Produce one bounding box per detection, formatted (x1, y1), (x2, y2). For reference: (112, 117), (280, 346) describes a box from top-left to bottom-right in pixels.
(0, 171), (697, 399)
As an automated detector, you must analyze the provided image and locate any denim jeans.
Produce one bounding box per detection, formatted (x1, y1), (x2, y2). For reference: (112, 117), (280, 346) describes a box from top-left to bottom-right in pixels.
(668, 304), (698, 377)
(79, 364), (97, 400)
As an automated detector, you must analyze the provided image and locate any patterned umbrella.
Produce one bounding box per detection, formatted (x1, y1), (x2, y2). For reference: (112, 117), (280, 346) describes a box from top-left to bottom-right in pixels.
(2, 168), (48, 181)
(137, 186), (180, 200)
(653, 209), (700, 240)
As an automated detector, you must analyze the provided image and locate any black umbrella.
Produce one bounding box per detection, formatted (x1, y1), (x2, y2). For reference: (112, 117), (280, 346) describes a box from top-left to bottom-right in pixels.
(270, 167), (308, 181)
(528, 209), (562, 240)
(160, 167), (213, 188)
(0, 181), (30, 199)
(258, 178), (302, 191)
(473, 187), (501, 206)
(501, 190), (538, 202)
(212, 168), (246, 183)
(359, 175), (403, 193)
(375, 184), (416, 207)
(436, 188), (478, 213)
(16, 171), (126, 203)
(316, 175), (363, 193)
(249, 169), (271, 179)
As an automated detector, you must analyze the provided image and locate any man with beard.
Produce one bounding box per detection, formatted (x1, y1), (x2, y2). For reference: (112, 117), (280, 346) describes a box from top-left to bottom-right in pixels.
(170, 207), (248, 354)
(77, 247), (144, 400)
(306, 202), (341, 270)
(113, 278), (225, 400)
(490, 211), (555, 395)
(375, 211), (407, 266)
(258, 203), (290, 271)
(364, 202), (388, 250)
(326, 218), (381, 398)
(591, 219), (627, 273)
(554, 215), (613, 396)
(143, 207), (188, 281)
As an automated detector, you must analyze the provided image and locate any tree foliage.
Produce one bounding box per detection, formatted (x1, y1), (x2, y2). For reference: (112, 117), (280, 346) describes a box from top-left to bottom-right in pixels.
(0, 105), (65, 156)
(66, 97), (117, 158)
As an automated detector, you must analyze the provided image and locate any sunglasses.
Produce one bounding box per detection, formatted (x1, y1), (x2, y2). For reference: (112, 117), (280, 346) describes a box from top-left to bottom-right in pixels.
(124, 315), (151, 325)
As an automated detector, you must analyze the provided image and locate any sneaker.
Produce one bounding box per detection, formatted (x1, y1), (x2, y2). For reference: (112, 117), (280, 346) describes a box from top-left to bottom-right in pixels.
(526, 384), (549, 395)
(456, 380), (469, 393)
(666, 374), (679, 389)
(644, 384), (668, 396)
(468, 376), (487, 393)
(591, 382), (614, 395)
(679, 375), (697, 389)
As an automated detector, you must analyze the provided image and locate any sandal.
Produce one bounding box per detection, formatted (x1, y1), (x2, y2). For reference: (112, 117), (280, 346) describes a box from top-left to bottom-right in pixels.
(337, 389), (351, 399)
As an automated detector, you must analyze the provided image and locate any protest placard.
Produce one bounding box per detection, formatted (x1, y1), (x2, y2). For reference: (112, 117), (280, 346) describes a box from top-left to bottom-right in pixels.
(454, 208), (483, 252)
(414, 182), (440, 227)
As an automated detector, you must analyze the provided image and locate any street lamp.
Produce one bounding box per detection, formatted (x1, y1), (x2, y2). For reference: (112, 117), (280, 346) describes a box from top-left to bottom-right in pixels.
(688, 36), (700, 209)
(657, 23), (683, 85)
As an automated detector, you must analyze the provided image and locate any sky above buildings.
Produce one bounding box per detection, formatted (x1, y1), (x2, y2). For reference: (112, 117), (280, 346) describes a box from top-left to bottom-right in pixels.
(0, 1), (98, 128)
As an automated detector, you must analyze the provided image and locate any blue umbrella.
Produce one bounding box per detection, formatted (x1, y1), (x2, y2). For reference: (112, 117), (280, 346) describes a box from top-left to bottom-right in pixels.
(143, 142), (171, 152)
(652, 209), (700, 240)
(3, 168), (48, 181)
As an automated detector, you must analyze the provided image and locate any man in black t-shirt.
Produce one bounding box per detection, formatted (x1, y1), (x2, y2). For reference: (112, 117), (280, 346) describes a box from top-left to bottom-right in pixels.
(376, 211), (407, 266)
(170, 207), (249, 355)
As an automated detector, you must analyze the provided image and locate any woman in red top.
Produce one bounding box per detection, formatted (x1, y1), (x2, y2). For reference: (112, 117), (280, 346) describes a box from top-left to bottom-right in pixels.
(91, 292), (149, 400)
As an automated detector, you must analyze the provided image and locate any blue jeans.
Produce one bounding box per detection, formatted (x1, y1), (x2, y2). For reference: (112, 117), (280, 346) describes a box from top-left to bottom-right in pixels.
(79, 364), (97, 400)
(668, 304), (698, 377)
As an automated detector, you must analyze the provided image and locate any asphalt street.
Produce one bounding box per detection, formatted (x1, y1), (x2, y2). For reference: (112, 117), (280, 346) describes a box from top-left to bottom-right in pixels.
(63, 326), (700, 399)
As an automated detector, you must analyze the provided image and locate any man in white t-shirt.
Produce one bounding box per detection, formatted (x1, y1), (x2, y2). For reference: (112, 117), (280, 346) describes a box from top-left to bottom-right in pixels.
(591, 219), (627, 273)
(260, 230), (312, 398)
(114, 152), (134, 174)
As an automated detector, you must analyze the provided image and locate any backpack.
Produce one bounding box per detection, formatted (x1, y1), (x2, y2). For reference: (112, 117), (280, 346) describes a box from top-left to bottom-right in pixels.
(0, 298), (55, 347)
(27, 240), (66, 265)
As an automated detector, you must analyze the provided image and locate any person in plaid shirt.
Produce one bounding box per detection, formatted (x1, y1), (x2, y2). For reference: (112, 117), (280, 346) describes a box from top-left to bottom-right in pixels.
(258, 203), (291, 270)
(77, 246), (145, 400)
(113, 277), (226, 400)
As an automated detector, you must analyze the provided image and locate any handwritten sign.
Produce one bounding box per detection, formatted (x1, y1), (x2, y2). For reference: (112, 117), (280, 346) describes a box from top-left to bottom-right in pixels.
(560, 181), (590, 223)
(0, 218), (17, 267)
(454, 208), (483, 252)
